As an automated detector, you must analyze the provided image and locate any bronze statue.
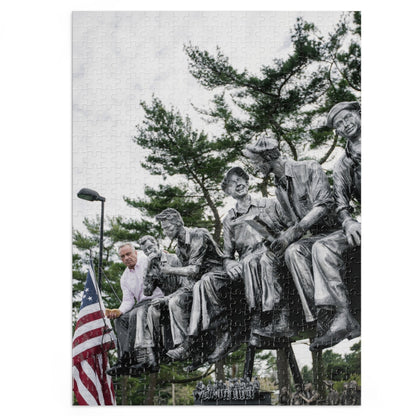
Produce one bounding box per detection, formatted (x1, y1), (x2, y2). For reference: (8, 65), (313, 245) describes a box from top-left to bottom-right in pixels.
(310, 101), (361, 350)
(221, 167), (294, 346)
(131, 235), (188, 374)
(154, 208), (228, 368)
(279, 386), (291, 405)
(291, 383), (304, 405)
(300, 382), (319, 405)
(324, 380), (339, 405)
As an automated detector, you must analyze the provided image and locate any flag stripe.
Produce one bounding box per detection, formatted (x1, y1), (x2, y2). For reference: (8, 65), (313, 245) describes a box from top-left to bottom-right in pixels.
(75, 309), (103, 329)
(73, 326), (109, 348)
(83, 358), (105, 405)
(73, 364), (99, 405)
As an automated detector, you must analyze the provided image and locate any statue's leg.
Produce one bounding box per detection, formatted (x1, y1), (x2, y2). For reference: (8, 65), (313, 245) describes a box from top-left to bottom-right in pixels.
(284, 237), (320, 322)
(310, 231), (360, 350)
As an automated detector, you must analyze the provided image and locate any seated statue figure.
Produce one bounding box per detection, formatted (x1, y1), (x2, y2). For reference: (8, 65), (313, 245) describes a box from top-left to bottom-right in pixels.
(221, 167), (295, 347)
(130, 234), (191, 374)
(154, 208), (231, 369)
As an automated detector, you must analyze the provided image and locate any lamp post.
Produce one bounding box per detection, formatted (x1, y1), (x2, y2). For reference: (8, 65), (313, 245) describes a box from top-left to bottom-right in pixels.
(77, 188), (105, 290)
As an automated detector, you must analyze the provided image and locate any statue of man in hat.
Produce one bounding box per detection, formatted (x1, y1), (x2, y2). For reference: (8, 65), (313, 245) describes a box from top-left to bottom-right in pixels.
(242, 131), (359, 349)
(221, 166), (295, 348)
(309, 101), (361, 350)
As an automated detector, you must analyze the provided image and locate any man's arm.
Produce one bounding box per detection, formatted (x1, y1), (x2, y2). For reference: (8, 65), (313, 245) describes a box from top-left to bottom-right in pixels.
(105, 273), (131, 319)
(271, 162), (333, 255)
(334, 156), (361, 246)
(222, 214), (241, 280)
(161, 230), (207, 279)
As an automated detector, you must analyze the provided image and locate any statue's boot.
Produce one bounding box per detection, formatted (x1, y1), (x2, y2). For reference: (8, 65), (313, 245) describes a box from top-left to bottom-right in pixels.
(106, 352), (130, 376)
(207, 331), (232, 363)
(166, 338), (193, 361)
(128, 348), (149, 377)
(315, 305), (336, 338)
(146, 347), (160, 373)
(310, 309), (359, 351)
(273, 306), (296, 337)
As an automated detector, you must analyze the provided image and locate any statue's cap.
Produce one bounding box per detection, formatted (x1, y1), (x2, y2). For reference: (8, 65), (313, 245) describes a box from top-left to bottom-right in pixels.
(243, 133), (279, 158)
(221, 166), (249, 191)
(327, 101), (361, 128)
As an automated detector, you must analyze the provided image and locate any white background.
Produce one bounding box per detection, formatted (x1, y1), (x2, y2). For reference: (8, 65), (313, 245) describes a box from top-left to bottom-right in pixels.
(1, 1), (414, 415)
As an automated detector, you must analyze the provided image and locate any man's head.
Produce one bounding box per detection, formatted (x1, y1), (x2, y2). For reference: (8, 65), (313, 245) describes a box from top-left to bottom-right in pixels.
(118, 242), (138, 269)
(155, 208), (184, 240)
(242, 133), (281, 177)
(139, 235), (160, 257)
(327, 101), (361, 140)
(221, 166), (249, 199)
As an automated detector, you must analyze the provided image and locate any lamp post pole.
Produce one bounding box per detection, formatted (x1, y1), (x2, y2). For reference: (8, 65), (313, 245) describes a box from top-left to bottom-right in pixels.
(98, 197), (104, 290)
(77, 188), (106, 291)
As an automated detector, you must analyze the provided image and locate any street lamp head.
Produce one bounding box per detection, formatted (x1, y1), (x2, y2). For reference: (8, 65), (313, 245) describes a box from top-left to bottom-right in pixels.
(77, 188), (105, 202)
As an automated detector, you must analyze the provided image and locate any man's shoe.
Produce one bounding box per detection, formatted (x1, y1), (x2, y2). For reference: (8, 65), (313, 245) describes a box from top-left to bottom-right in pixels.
(128, 362), (147, 377)
(207, 332), (232, 363)
(310, 309), (352, 351)
(347, 315), (361, 340)
(166, 345), (190, 361)
(310, 327), (349, 351)
(249, 333), (261, 347)
(106, 361), (129, 377)
(315, 306), (336, 338)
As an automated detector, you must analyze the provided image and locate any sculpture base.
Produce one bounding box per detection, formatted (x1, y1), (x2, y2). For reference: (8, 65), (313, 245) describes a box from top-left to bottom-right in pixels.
(194, 391), (271, 405)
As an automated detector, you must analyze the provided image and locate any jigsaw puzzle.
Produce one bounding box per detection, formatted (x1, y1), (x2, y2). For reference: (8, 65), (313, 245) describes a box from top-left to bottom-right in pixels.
(72, 11), (361, 406)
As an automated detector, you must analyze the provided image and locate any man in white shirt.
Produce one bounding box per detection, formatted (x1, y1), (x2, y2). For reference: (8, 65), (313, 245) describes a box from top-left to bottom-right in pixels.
(106, 242), (163, 376)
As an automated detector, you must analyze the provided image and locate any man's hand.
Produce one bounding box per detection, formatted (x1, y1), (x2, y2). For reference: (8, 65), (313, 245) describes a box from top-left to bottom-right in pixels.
(344, 219), (361, 247)
(226, 263), (242, 281)
(105, 308), (122, 319)
(160, 265), (175, 275)
(150, 297), (168, 307)
(271, 224), (304, 257)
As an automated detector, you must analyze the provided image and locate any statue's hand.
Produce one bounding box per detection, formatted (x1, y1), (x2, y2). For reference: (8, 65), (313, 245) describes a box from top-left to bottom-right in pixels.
(150, 297), (167, 307)
(344, 219), (361, 247)
(160, 265), (174, 275)
(227, 263), (242, 281)
(271, 224), (304, 256)
(270, 235), (289, 257)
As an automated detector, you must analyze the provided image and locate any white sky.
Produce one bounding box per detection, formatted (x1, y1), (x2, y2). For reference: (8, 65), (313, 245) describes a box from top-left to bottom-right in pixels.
(72, 11), (344, 232)
(3, 1), (416, 414)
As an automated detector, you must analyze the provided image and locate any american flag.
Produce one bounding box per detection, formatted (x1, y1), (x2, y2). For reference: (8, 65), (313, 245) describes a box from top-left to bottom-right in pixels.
(72, 261), (116, 405)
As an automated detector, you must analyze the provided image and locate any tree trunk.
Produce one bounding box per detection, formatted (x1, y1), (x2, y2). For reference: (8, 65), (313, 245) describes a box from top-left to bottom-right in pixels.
(311, 346), (325, 401)
(200, 186), (222, 242)
(144, 373), (157, 405)
(215, 359), (225, 381)
(231, 363), (237, 378)
(275, 348), (290, 389)
(121, 375), (128, 405)
(172, 382), (175, 405)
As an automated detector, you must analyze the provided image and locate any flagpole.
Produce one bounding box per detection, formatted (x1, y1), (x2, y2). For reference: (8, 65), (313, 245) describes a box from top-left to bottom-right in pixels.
(98, 198), (104, 291)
